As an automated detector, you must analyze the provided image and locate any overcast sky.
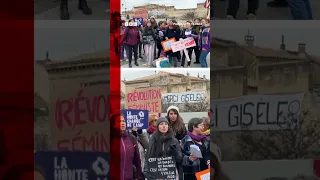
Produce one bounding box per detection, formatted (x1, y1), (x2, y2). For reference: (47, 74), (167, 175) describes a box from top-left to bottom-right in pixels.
(212, 21), (320, 56)
(121, 69), (210, 80)
(121, 0), (205, 11)
(34, 21), (109, 60)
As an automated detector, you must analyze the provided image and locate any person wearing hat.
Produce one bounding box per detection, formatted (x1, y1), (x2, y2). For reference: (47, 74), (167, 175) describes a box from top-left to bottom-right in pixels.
(166, 106), (187, 141)
(143, 117), (183, 179)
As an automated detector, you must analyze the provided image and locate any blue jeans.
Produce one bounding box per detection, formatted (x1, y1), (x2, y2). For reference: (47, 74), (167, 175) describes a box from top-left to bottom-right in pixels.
(288, 0), (313, 20)
(200, 50), (209, 68)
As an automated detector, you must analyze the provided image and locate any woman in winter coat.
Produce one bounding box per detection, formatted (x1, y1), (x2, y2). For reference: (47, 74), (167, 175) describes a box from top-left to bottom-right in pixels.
(142, 20), (156, 67)
(164, 20), (181, 67)
(166, 105), (187, 141)
(121, 19), (140, 68)
(181, 21), (198, 68)
(143, 117), (183, 180)
(110, 114), (144, 180)
(181, 118), (210, 180)
(120, 20), (128, 61)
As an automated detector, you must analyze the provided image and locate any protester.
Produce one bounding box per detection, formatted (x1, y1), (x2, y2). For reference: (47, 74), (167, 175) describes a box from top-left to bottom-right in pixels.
(192, 18), (201, 64)
(155, 21), (167, 58)
(181, 118), (210, 180)
(120, 20), (128, 61)
(226, 0), (258, 20)
(172, 19), (182, 62)
(147, 114), (158, 138)
(142, 20), (156, 67)
(150, 16), (158, 59)
(121, 19), (140, 68)
(165, 20), (181, 67)
(201, 117), (210, 141)
(181, 21), (198, 68)
(143, 117), (183, 179)
(199, 18), (210, 68)
(131, 127), (149, 170)
(137, 23), (144, 59)
(166, 105), (187, 140)
(111, 114), (144, 180)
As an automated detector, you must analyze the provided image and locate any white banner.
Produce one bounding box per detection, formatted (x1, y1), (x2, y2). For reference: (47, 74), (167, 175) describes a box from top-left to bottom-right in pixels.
(162, 92), (205, 104)
(171, 37), (196, 53)
(211, 93), (305, 131)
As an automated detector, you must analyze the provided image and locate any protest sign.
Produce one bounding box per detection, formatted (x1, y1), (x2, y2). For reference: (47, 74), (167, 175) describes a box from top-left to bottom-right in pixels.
(126, 87), (162, 114)
(134, 9), (148, 21)
(162, 91), (205, 104)
(211, 93), (305, 131)
(148, 156), (176, 179)
(161, 38), (176, 52)
(195, 169), (210, 180)
(34, 151), (109, 180)
(51, 87), (110, 151)
(121, 109), (149, 129)
(133, 18), (143, 26)
(172, 37), (196, 62)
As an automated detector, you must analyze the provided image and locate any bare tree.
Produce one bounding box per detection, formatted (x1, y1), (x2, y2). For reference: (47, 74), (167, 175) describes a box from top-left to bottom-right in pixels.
(181, 11), (197, 21)
(184, 98), (210, 112)
(234, 111), (320, 160)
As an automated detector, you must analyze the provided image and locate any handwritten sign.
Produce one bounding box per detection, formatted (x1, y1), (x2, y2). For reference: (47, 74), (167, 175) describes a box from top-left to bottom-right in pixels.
(148, 156), (176, 179)
(51, 88), (110, 152)
(34, 151), (109, 180)
(134, 9), (148, 21)
(161, 38), (176, 52)
(162, 91), (206, 104)
(133, 18), (143, 26)
(171, 37), (196, 53)
(126, 87), (162, 114)
(121, 109), (149, 129)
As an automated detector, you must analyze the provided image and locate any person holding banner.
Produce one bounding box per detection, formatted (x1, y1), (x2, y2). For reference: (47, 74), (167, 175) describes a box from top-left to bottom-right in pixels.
(192, 18), (201, 64)
(143, 117), (183, 179)
(181, 118), (210, 180)
(110, 114), (144, 180)
(166, 106), (187, 141)
(199, 18), (210, 68)
(164, 20), (181, 68)
(121, 19), (140, 68)
(155, 21), (167, 58)
(181, 21), (198, 68)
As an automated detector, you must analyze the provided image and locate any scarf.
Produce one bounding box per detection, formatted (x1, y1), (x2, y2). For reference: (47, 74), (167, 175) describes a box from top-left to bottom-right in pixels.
(203, 129), (210, 136)
(187, 131), (206, 142)
(147, 126), (157, 134)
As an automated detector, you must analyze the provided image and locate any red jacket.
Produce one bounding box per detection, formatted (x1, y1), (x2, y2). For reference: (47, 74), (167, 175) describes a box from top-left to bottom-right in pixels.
(121, 27), (140, 46)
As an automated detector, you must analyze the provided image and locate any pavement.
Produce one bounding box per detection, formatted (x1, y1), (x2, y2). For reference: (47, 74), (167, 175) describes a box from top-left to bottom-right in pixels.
(34, 0), (109, 20)
(213, 0), (320, 20)
(120, 50), (210, 68)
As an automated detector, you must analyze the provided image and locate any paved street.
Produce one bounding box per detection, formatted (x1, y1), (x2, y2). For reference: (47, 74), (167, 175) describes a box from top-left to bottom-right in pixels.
(120, 51), (210, 68)
(213, 0), (320, 20)
(35, 0), (109, 20)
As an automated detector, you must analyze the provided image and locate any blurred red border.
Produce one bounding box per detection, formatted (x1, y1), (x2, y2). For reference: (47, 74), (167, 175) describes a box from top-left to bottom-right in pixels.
(109, 0), (121, 179)
(0, 1), (34, 179)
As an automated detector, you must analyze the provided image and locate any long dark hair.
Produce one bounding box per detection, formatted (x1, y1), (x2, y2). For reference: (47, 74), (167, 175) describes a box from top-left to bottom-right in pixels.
(167, 109), (185, 135)
(148, 127), (174, 157)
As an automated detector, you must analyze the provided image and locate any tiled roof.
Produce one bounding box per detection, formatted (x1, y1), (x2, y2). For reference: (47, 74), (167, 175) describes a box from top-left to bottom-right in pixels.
(45, 49), (109, 67)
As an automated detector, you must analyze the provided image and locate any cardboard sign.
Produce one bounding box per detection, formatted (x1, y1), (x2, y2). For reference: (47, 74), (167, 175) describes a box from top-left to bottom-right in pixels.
(51, 87), (110, 152)
(121, 109), (149, 129)
(161, 38), (176, 52)
(171, 37), (196, 53)
(148, 156), (176, 179)
(126, 87), (162, 114)
(196, 169), (210, 180)
(134, 9), (148, 21)
(34, 151), (109, 180)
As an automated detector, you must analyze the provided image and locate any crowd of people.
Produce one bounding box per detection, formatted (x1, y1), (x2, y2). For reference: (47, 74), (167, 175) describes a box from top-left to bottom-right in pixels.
(111, 105), (230, 180)
(211, 0), (313, 20)
(119, 16), (210, 68)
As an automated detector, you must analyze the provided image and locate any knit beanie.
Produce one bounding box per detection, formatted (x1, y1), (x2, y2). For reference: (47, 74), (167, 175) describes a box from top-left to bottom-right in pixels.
(166, 105), (179, 114)
(156, 117), (169, 126)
